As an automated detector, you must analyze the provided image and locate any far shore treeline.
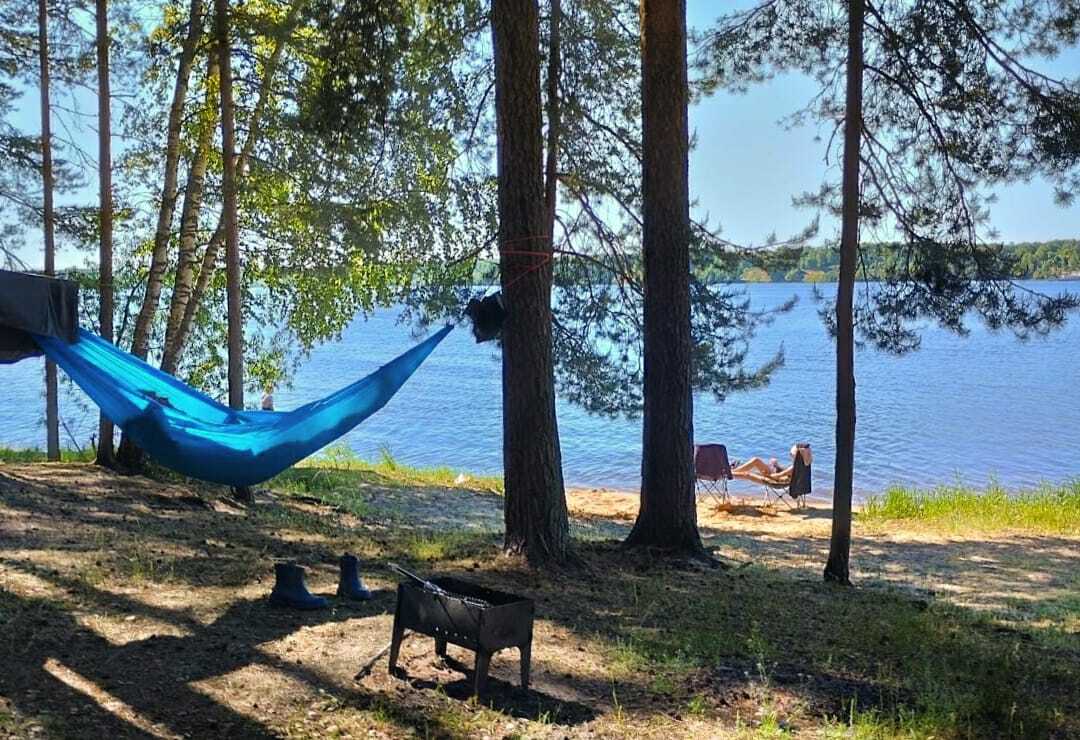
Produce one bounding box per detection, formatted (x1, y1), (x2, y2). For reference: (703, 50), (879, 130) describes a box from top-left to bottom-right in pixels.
(36, 239), (1080, 303)
(41, 238), (1080, 290)
(466, 239), (1080, 284)
(731, 240), (1080, 283)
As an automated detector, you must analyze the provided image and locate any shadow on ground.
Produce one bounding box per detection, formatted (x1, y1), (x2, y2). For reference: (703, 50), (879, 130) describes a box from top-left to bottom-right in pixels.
(1, 463), (1077, 738)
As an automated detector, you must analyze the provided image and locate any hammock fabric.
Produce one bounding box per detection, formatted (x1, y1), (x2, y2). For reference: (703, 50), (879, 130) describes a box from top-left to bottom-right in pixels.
(34, 326), (452, 486)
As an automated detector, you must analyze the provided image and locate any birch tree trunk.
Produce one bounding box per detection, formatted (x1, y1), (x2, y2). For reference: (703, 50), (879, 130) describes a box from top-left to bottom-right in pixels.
(129, 0), (204, 361)
(161, 57), (218, 376)
(159, 13), (295, 375)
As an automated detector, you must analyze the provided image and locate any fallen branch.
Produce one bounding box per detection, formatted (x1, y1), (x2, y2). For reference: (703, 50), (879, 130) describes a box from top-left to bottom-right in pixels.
(355, 633), (411, 681)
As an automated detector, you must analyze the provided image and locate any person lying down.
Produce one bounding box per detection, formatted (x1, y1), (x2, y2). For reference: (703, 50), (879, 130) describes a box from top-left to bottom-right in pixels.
(731, 444), (812, 486)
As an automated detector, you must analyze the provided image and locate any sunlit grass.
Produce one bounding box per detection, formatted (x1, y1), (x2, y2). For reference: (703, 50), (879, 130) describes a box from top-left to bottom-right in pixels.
(860, 481), (1080, 534)
(402, 531), (495, 562)
(0, 446), (94, 463)
(279, 443), (503, 494)
(593, 562), (1075, 738)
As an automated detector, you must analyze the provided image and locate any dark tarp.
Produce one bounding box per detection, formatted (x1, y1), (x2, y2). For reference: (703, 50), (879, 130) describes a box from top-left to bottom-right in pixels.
(0, 270), (79, 364)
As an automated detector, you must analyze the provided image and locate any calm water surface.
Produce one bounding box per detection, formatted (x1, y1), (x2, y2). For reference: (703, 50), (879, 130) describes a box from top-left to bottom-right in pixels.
(2, 282), (1078, 499)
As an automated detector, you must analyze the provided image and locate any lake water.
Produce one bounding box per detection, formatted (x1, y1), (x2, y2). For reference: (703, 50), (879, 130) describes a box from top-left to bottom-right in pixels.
(2, 281), (1078, 499)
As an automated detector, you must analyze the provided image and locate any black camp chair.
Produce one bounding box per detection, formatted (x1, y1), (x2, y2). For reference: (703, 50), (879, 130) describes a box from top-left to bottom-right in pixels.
(694, 444), (733, 505)
(761, 444), (812, 508)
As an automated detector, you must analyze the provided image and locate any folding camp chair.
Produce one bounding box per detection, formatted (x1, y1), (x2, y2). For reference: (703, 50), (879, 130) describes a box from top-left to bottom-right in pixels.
(694, 443), (733, 505)
(761, 444), (812, 509)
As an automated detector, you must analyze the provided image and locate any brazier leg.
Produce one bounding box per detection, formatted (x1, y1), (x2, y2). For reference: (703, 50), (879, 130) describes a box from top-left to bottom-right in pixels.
(435, 637), (447, 658)
(519, 642), (531, 689)
(388, 615), (405, 674)
(473, 650), (491, 695)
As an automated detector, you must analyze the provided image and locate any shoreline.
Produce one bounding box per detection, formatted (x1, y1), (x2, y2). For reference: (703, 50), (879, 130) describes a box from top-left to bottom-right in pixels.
(567, 484), (847, 512)
(2, 446), (1075, 507)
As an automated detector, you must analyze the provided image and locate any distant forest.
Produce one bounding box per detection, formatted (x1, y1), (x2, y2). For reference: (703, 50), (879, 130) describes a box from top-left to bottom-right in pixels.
(722, 240), (1080, 283)
(473, 240), (1080, 284)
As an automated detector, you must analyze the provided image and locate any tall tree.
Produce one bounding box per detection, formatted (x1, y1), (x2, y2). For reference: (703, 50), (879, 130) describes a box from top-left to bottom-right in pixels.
(215, 0), (241, 411)
(38, 0), (59, 461)
(215, 0), (247, 501)
(128, 0), (204, 362)
(824, 0), (864, 584)
(160, 54), (217, 376)
(159, 1), (299, 378)
(491, 0), (570, 564)
(624, 0), (702, 554)
(95, 0), (115, 468)
(543, 0), (561, 237)
(700, 0), (1080, 581)
(117, 0), (204, 469)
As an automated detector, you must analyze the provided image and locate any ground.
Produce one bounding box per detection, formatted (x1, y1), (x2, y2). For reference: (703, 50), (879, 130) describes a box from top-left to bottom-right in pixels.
(0, 462), (1077, 739)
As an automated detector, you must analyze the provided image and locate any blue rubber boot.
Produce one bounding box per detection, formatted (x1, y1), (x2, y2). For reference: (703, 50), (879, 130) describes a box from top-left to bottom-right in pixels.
(337, 554), (372, 601)
(269, 562), (328, 610)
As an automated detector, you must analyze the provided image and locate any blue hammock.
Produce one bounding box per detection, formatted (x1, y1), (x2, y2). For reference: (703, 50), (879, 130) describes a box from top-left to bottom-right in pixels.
(33, 326), (453, 486)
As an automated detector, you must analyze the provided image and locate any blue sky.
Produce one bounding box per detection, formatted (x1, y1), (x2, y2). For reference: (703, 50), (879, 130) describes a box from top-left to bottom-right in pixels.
(9, 2), (1079, 270)
(686, 1), (1080, 247)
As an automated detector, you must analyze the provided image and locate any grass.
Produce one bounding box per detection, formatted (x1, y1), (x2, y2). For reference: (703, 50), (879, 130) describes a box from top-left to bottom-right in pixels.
(587, 557), (1076, 738)
(271, 443), (503, 497)
(2, 453), (1078, 737)
(860, 480), (1080, 534)
(0, 446), (94, 463)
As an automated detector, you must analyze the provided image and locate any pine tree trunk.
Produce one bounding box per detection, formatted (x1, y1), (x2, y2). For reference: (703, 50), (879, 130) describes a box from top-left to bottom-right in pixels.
(39, 0), (59, 462)
(824, 0), (864, 585)
(625, 0), (702, 555)
(491, 0), (569, 565)
(161, 57), (218, 376)
(129, 0), (204, 362)
(543, 0), (561, 233)
(215, 0), (242, 410)
(215, 0), (249, 502)
(95, 0), (115, 468)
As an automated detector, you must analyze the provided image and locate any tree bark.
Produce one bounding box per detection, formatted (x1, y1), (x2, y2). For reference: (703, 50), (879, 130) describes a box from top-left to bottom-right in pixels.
(625, 0), (702, 554)
(543, 0), (561, 233)
(39, 0), (59, 462)
(128, 0), (204, 362)
(491, 0), (569, 565)
(95, 0), (115, 468)
(160, 15), (294, 375)
(215, 0), (242, 410)
(161, 57), (218, 376)
(119, 11), (209, 469)
(824, 0), (864, 585)
(215, 0), (250, 502)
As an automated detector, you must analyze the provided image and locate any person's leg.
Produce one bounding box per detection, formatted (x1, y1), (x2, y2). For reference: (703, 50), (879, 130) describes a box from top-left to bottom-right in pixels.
(733, 457), (773, 477)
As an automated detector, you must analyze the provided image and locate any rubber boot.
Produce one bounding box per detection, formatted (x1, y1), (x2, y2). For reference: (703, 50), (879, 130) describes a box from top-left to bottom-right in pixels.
(336, 554), (372, 601)
(268, 562), (328, 610)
